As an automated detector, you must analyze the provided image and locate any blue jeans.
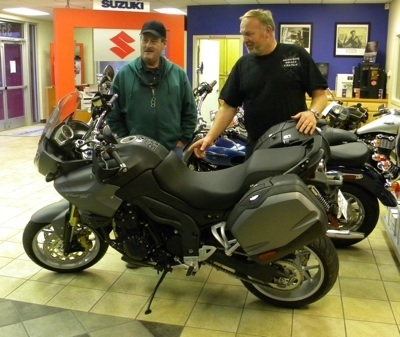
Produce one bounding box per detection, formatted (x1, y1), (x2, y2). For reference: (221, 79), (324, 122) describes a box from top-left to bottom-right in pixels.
(173, 146), (184, 159)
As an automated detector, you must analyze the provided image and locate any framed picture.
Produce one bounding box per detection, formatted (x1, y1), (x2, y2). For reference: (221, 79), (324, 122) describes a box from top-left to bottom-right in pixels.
(335, 23), (370, 57)
(279, 23), (312, 53)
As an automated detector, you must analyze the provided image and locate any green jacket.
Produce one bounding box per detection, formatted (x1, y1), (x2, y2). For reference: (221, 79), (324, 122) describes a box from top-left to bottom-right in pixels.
(107, 57), (197, 150)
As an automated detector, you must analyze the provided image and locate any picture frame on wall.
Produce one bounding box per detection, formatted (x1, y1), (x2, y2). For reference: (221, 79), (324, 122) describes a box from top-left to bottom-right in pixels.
(335, 23), (370, 57)
(279, 23), (312, 53)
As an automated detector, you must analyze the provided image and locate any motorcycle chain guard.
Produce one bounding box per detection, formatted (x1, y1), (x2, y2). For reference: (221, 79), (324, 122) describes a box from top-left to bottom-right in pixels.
(226, 174), (327, 260)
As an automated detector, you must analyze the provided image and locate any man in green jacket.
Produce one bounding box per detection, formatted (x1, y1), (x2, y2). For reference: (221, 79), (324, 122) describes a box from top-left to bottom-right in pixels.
(107, 20), (197, 155)
(107, 20), (197, 268)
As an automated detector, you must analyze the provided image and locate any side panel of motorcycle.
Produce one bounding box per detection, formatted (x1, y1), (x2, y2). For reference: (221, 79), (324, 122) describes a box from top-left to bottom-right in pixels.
(55, 166), (122, 217)
(226, 174), (327, 256)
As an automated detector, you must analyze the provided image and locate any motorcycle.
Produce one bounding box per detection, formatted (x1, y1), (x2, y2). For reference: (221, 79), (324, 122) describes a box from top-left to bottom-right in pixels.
(321, 89), (369, 131)
(186, 81), (247, 170)
(184, 82), (397, 247)
(321, 92), (400, 182)
(23, 91), (339, 311)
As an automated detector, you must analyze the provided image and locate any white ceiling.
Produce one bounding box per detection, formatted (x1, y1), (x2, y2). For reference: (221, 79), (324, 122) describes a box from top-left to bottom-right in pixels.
(0, 0), (390, 21)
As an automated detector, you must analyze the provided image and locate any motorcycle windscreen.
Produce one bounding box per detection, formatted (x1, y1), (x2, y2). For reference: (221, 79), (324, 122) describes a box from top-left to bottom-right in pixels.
(44, 91), (82, 140)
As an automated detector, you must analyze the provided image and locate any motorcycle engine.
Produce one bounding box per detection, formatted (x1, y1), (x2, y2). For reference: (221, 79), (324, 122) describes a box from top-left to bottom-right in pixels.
(122, 235), (151, 260)
(113, 202), (179, 263)
(113, 202), (155, 260)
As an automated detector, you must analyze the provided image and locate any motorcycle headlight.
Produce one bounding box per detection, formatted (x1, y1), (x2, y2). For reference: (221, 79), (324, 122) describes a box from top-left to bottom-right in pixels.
(330, 105), (349, 122)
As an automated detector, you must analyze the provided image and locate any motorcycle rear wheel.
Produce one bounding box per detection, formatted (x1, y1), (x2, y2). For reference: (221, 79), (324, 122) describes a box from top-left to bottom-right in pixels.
(332, 183), (379, 248)
(23, 221), (109, 273)
(241, 236), (338, 308)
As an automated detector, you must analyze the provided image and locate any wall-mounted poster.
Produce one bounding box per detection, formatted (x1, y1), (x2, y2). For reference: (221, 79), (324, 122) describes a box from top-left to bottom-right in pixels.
(279, 23), (312, 53)
(335, 23), (370, 57)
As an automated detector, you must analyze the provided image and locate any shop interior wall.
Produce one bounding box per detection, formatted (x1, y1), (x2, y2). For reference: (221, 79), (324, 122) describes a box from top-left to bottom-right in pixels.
(385, 0), (400, 108)
(187, 4), (389, 90)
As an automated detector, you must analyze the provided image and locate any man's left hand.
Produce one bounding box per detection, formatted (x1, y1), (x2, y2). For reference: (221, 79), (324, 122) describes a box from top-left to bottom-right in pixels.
(292, 110), (317, 135)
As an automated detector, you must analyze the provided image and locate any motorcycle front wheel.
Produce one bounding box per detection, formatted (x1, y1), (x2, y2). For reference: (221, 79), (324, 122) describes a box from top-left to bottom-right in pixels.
(241, 236), (338, 308)
(23, 221), (109, 273)
(332, 183), (379, 248)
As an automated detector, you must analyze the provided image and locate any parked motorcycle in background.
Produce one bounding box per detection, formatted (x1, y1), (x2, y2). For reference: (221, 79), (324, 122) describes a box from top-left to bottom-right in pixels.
(321, 89), (369, 131)
(356, 106), (400, 183)
(184, 81), (247, 170)
(183, 82), (397, 247)
(23, 91), (340, 310)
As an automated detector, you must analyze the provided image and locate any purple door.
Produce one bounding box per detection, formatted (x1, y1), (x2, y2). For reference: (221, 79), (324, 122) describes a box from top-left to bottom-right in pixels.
(0, 42), (25, 130)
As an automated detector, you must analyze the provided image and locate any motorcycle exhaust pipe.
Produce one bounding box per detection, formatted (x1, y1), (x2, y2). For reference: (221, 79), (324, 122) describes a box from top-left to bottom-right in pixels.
(326, 229), (365, 239)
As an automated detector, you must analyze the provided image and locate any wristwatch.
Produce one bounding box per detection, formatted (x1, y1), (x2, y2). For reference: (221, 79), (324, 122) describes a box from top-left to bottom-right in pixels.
(309, 108), (319, 119)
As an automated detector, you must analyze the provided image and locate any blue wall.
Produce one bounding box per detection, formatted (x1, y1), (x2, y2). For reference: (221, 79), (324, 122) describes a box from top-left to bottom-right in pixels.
(186, 4), (389, 89)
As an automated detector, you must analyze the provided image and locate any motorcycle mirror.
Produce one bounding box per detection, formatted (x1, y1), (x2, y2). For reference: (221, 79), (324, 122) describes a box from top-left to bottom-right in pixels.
(102, 65), (115, 82)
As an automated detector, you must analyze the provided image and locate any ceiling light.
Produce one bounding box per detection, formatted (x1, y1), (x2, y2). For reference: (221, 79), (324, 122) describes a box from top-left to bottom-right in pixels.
(3, 7), (50, 17)
(154, 8), (186, 15)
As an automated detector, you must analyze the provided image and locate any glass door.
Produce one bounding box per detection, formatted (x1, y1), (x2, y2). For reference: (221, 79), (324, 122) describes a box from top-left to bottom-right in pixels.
(0, 41), (26, 130)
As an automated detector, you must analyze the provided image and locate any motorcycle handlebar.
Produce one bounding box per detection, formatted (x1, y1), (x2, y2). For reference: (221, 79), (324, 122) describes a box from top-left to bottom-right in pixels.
(108, 93), (119, 106)
(194, 80), (217, 97)
(108, 145), (127, 172)
(373, 108), (390, 117)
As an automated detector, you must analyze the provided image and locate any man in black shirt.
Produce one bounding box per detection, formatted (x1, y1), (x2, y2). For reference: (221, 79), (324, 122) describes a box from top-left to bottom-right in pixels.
(189, 9), (328, 158)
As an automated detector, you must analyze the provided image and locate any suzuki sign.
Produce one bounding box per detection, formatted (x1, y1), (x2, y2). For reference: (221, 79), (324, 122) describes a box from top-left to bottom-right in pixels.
(94, 29), (140, 61)
(93, 0), (150, 12)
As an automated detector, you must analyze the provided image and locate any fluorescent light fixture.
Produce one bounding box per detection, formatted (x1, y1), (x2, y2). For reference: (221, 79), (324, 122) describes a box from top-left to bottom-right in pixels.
(3, 7), (50, 16)
(154, 8), (186, 15)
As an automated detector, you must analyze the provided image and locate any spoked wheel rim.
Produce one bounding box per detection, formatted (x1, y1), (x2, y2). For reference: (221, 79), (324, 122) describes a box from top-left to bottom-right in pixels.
(338, 191), (365, 232)
(31, 224), (102, 270)
(251, 246), (325, 302)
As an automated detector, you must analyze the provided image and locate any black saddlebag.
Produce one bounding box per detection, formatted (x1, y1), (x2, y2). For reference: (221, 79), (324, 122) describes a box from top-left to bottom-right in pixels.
(226, 174), (328, 259)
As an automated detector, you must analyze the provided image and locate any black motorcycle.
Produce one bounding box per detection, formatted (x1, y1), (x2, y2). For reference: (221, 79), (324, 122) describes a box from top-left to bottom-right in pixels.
(184, 82), (396, 247)
(23, 91), (339, 311)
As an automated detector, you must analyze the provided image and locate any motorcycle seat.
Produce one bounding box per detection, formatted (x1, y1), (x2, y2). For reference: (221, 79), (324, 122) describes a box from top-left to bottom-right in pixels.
(154, 146), (307, 210)
(328, 142), (370, 167)
(320, 126), (358, 145)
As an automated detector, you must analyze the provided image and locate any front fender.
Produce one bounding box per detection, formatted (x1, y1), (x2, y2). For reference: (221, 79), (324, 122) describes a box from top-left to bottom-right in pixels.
(31, 199), (70, 237)
(329, 164), (397, 207)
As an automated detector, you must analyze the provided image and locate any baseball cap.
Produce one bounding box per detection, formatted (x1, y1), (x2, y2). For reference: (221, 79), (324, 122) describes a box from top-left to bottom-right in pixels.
(140, 20), (166, 39)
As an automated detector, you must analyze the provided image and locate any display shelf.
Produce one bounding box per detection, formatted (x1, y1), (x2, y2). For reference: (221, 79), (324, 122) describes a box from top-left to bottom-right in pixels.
(382, 203), (400, 263)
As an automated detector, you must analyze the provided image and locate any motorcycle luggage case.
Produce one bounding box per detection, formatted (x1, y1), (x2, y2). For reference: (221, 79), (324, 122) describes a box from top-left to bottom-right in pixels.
(226, 174), (327, 257)
(254, 120), (313, 150)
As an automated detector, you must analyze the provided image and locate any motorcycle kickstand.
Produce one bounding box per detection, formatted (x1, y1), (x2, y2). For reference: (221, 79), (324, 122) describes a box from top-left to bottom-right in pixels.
(145, 267), (171, 315)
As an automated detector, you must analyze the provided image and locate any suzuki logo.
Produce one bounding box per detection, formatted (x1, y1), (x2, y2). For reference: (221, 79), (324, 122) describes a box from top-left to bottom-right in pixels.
(101, 0), (144, 10)
(110, 31), (135, 59)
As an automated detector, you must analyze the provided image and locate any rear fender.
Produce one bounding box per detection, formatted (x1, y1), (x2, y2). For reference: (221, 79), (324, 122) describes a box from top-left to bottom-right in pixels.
(331, 164), (397, 207)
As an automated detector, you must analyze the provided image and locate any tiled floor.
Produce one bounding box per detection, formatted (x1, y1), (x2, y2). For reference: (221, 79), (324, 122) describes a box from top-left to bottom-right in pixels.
(1, 129), (400, 337)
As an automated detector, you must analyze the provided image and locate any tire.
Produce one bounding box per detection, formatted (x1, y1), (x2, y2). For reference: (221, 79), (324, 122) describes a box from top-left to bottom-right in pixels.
(332, 183), (379, 248)
(241, 236), (339, 308)
(22, 221), (109, 273)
